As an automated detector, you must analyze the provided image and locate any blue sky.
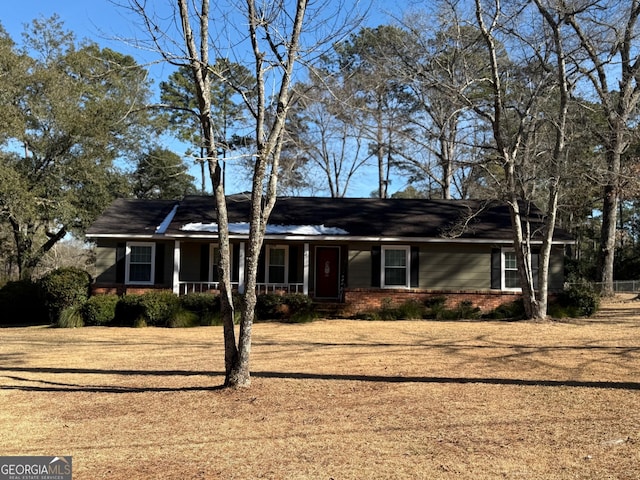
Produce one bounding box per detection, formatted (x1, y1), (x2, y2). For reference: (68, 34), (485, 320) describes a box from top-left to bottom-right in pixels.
(2, 0), (407, 197)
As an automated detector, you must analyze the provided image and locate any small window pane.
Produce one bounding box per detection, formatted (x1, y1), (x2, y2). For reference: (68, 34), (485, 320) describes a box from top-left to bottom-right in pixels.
(505, 270), (519, 289)
(385, 267), (406, 286)
(504, 252), (517, 269)
(270, 248), (285, 266)
(385, 249), (407, 267)
(131, 246), (152, 263)
(269, 266), (285, 283)
(129, 263), (152, 282)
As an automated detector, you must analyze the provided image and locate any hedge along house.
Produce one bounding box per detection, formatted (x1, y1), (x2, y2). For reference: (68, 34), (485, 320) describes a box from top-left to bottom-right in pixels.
(86, 194), (574, 315)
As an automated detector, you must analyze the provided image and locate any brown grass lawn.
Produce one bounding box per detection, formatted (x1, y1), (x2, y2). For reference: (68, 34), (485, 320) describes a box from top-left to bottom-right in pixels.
(1, 297), (640, 479)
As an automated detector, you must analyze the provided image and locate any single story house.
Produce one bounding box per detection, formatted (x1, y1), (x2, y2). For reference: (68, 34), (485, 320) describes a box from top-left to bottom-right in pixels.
(86, 194), (574, 314)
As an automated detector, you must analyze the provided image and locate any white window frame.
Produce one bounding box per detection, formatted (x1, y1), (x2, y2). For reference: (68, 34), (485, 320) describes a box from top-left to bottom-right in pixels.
(381, 245), (411, 289)
(502, 249), (520, 291)
(125, 242), (156, 285)
(501, 248), (539, 291)
(266, 245), (289, 284)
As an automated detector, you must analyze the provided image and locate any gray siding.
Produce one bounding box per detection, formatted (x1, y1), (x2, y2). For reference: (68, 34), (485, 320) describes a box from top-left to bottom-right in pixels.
(420, 244), (491, 290)
(93, 239), (175, 286)
(347, 243), (491, 290)
(347, 244), (372, 288)
(346, 243), (566, 291)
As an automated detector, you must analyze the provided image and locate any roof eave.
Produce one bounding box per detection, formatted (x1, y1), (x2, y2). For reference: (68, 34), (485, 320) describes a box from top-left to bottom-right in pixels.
(87, 232), (575, 245)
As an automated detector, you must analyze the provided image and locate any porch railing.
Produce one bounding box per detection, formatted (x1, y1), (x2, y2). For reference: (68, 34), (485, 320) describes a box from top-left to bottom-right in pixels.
(177, 281), (305, 295)
(256, 283), (305, 294)
(178, 281), (227, 295)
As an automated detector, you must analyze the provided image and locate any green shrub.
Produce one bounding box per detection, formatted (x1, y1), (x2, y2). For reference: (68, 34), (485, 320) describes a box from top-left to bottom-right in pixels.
(114, 291), (183, 327)
(424, 296), (448, 320)
(558, 280), (600, 317)
(255, 293), (284, 320)
(547, 301), (575, 319)
(57, 305), (84, 328)
(255, 293), (316, 322)
(39, 267), (91, 324)
(0, 280), (48, 326)
(167, 308), (200, 328)
(180, 293), (221, 325)
(484, 299), (526, 320)
(397, 299), (426, 319)
(451, 300), (481, 320)
(114, 294), (145, 327)
(376, 297), (398, 320)
(139, 291), (181, 326)
(81, 295), (119, 326)
(282, 293), (316, 323)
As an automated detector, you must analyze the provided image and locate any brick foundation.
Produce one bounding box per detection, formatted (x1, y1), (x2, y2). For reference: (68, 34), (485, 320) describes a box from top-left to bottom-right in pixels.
(341, 288), (522, 316)
(91, 285), (172, 296)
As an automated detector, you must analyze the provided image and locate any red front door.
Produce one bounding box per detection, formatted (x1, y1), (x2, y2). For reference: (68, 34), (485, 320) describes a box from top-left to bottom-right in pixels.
(315, 247), (340, 298)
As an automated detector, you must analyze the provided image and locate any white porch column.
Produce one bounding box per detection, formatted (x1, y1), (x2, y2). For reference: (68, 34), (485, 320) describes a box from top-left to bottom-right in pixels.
(172, 240), (181, 294)
(238, 242), (246, 294)
(303, 243), (310, 295)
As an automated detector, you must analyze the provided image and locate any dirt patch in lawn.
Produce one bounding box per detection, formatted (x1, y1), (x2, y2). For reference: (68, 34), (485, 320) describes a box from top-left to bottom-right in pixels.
(1, 296), (639, 479)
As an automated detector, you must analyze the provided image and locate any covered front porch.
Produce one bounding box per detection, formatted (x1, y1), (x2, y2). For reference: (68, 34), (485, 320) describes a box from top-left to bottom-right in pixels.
(172, 240), (346, 301)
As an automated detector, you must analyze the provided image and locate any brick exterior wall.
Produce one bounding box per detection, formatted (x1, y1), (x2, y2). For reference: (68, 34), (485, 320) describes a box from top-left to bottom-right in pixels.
(341, 288), (522, 317)
(91, 285), (172, 296)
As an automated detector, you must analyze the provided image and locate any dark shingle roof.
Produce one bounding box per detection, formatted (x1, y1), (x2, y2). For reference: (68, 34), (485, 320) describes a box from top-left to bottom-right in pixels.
(86, 198), (178, 236)
(87, 195), (574, 242)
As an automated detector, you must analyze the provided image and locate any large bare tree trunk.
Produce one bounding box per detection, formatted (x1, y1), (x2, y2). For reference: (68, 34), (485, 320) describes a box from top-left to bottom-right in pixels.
(564, 1), (640, 296)
(129, 0), (353, 387)
(598, 147), (622, 296)
(225, 0), (308, 387)
(474, 0), (571, 320)
(175, 0), (238, 382)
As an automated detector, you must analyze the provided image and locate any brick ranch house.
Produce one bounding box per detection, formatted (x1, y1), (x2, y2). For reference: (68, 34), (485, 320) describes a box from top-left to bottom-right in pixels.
(85, 194), (574, 315)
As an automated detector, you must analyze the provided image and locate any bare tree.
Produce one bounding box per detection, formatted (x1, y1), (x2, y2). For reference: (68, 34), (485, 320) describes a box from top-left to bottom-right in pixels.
(395, 6), (490, 199)
(562, 0), (640, 295)
(317, 25), (415, 198)
(287, 74), (373, 197)
(469, 0), (574, 319)
(126, 0), (360, 387)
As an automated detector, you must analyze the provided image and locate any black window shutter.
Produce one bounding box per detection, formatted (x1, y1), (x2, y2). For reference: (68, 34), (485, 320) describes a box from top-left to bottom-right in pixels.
(371, 246), (381, 287)
(288, 245), (299, 283)
(410, 246), (419, 288)
(491, 248), (501, 289)
(116, 243), (126, 283)
(341, 245), (348, 288)
(200, 244), (210, 281)
(532, 248), (540, 290)
(155, 243), (165, 284)
(257, 246), (266, 283)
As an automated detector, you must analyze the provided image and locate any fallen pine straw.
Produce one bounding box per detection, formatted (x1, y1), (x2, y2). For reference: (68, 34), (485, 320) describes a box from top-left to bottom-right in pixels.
(1, 297), (639, 479)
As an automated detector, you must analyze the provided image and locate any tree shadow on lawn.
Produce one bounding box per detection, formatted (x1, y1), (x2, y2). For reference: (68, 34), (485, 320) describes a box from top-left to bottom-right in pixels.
(1, 366), (639, 393)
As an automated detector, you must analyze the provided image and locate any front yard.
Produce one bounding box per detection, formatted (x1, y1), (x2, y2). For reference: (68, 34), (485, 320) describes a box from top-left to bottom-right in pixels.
(1, 298), (639, 479)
